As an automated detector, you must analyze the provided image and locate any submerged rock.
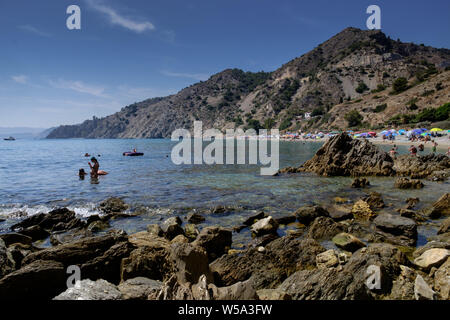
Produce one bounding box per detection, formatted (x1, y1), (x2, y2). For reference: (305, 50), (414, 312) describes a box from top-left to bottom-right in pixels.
(98, 197), (128, 214)
(54, 279), (122, 300)
(394, 178), (424, 189)
(351, 178), (370, 188)
(294, 206), (329, 225)
(11, 208), (85, 233)
(373, 213), (417, 240)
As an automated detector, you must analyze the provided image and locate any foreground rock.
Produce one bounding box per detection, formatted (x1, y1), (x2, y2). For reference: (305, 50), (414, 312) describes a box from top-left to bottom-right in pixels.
(351, 178), (370, 188)
(294, 206), (329, 225)
(393, 154), (450, 179)
(54, 279), (123, 300)
(250, 216), (278, 237)
(117, 277), (163, 300)
(192, 227), (232, 262)
(414, 275), (436, 300)
(332, 233), (366, 253)
(373, 213), (417, 244)
(413, 248), (450, 271)
(296, 133), (395, 177)
(98, 197), (128, 214)
(0, 239), (15, 278)
(429, 193), (450, 218)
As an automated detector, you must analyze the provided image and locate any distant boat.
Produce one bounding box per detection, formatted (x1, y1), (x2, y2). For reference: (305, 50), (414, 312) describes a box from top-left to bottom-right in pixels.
(3, 136), (15, 141)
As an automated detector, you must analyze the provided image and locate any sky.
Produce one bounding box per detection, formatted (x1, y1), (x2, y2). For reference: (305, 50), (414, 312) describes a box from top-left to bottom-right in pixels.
(0, 0), (449, 128)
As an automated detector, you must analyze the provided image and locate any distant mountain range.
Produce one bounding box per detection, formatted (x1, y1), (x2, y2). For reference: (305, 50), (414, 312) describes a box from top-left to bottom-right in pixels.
(47, 27), (450, 139)
(0, 127), (54, 139)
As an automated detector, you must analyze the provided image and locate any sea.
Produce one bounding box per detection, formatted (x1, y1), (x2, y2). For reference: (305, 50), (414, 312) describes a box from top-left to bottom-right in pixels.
(0, 138), (448, 247)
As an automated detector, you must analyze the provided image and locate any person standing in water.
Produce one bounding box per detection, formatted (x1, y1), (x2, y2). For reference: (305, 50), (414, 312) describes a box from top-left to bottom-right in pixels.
(89, 157), (99, 178)
(432, 140), (438, 153)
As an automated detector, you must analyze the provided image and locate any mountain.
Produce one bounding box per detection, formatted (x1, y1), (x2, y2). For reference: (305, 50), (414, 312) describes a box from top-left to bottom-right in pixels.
(0, 127), (51, 139)
(47, 27), (450, 139)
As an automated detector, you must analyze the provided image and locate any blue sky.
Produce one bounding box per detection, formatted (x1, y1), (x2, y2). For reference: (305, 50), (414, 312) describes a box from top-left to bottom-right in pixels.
(1, 0), (449, 128)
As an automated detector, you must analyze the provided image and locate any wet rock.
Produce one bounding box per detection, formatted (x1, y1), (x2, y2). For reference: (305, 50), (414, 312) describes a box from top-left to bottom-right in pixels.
(186, 212), (205, 224)
(98, 197), (128, 214)
(87, 220), (110, 232)
(351, 200), (374, 220)
(161, 217), (184, 240)
(171, 234), (189, 244)
(374, 213), (417, 240)
(147, 224), (163, 237)
(351, 177), (370, 188)
(306, 217), (344, 240)
(389, 265), (416, 300)
(257, 289), (292, 300)
(54, 279), (122, 300)
(251, 216), (278, 237)
(332, 233), (366, 252)
(328, 204), (353, 221)
(363, 192), (385, 209)
(414, 275), (436, 300)
(294, 206), (329, 225)
(394, 178), (424, 189)
(170, 243), (211, 284)
(434, 257), (450, 300)
(394, 154), (450, 179)
(0, 260), (66, 300)
(18, 225), (50, 241)
(438, 217), (450, 235)
(0, 233), (32, 246)
(278, 243), (407, 300)
(184, 224), (199, 241)
(242, 211), (266, 226)
(405, 197), (420, 209)
(248, 233), (279, 248)
(316, 249), (339, 268)
(210, 237), (325, 289)
(11, 208), (85, 233)
(275, 215), (296, 225)
(50, 228), (93, 246)
(413, 248), (450, 271)
(429, 193), (450, 218)
(297, 133), (395, 176)
(118, 277), (163, 300)
(0, 239), (15, 278)
(192, 227), (232, 262)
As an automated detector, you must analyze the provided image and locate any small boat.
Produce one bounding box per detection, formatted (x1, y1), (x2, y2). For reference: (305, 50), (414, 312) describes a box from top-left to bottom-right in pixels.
(123, 152), (144, 156)
(3, 136), (15, 141)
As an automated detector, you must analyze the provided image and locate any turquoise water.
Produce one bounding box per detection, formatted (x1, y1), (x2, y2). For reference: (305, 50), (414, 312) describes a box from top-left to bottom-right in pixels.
(0, 139), (448, 246)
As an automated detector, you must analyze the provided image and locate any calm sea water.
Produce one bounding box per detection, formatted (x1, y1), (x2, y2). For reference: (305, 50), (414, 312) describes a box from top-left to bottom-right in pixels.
(0, 138), (447, 246)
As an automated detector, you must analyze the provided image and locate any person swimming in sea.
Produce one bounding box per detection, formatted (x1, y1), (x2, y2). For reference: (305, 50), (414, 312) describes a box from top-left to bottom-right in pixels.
(88, 157), (108, 178)
(78, 168), (87, 180)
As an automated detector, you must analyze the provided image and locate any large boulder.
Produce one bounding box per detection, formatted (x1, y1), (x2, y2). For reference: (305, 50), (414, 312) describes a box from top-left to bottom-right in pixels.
(54, 279), (123, 300)
(192, 227), (232, 262)
(414, 275), (436, 300)
(306, 217), (344, 240)
(210, 236), (325, 290)
(438, 217), (450, 235)
(297, 133), (395, 176)
(169, 243), (212, 284)
(0, 260), (66, 300)
(294, 206), (329, 225)
(429, 193), (450, 218)
(394, 178), (424, 189)
(278, 243), (407, 300)
(98, 197), (128, 214)
(161, 217), (184, 240)
(413, 248), (450, 271)
(117, 277), (163, 300)
(434, 257), (450, 300)
(373, 213), (417, 240)
(393, 154), (450, 179)
(11, 208), (85, 233)
(0, 233), (32, 246)
(332, 233), (366, 253)
(0, 239), (15, 278)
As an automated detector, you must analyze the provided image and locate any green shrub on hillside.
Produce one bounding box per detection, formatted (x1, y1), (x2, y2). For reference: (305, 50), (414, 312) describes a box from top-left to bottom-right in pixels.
(345, 110), (363, 127)
(392, 77), (409, 94)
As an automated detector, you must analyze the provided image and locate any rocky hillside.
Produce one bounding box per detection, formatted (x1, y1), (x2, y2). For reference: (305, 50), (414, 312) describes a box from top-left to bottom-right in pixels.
(48, 27), (450, 138)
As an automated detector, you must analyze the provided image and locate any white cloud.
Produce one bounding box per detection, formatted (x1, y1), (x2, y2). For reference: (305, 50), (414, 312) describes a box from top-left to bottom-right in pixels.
(86, 0), (155, 33)
(11, 75), (28, 84)
(161, 71), (209, 81)
(18, 25), (51, 37)
(49, 79), (108, 98)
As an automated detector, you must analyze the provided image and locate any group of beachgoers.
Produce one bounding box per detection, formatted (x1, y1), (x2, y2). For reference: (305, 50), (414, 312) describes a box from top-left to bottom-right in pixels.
(388, 140), (443, 158)
(78, 153), (108, 180)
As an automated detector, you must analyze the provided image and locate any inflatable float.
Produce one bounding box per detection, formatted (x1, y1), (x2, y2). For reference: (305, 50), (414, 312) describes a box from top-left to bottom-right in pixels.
(123, 152), (144, 156)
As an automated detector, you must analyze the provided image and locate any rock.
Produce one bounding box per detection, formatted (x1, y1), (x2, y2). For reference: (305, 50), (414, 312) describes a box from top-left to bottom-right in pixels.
(256, 289), (291, 300)
(98, 197), (128, 214)
(248, 233), (279, 248)
(405, 197), (420, 209)
(394, 154), (450, 179)
(306, 217), (344, 240)
(0, 260), (66, 300)
(389, 265), (416, 300)
(18, 225), (50, 241)
(278, 243), (407, 300)
(316, 249), (339, 268)
(186, 212), (205, 224)
(429, 193), (450, 218)
(87, 220), (110, 232)
(363, 192), (385, 209)
(274, 215), (296, 225)
(161, 217), (184, 240)
(414, 275), (436, 300)
(351, 200), (374, 219)
(11, 208), (85, 233)
(54, 279), (122, 300)
(210, 237), (325, 289)
(0, 239), (15, 278)
(117, 277), (163, 300)
(296, 133), (395, 176)
(413, 241), (450, 258)
(328, 204), (353, 221)
(210, 279), (257, 300)
(184, 224), (199, 241)
(121, 232), (172, 282)
(170, 243), (211, 284)
(434, 257), (450, 300)
(332, 233), (366, 252)
(438, 217), (450, 235)
(413, 248), (450, 271)
(394, 178), (424, 189)
(0, 233), (32, 246)
(397, 209), (427, 222)
(351, 177), (370, 188)
(242, 211), (266, 226)
(192, 227), (232, 262)
(171, 234), (189, 244)
(294, 206), (329, 225)
(374, 213), (417, 240)
(147, 224), (163, 237)
(50, 228), (93, 246)
(250, 216), (278, 237)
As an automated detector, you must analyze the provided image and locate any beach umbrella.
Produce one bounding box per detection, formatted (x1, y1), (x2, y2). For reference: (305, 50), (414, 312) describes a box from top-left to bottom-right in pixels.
(430, 128), (443, 132)
(398, 129), (406, 135)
